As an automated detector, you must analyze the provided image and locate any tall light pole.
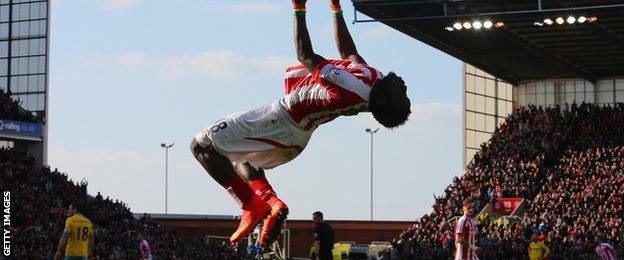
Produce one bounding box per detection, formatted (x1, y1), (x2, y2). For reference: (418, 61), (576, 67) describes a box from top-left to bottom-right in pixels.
(161, 142), (174, 214)
(365, 128), (379, 221)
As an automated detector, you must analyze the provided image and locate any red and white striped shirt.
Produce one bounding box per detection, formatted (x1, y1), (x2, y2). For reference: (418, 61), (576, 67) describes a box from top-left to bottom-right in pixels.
(454, 216), (479, 260)
(280, 59), (383, 131)
(140, 239), (152, 260)
(596, 243), (617, 260)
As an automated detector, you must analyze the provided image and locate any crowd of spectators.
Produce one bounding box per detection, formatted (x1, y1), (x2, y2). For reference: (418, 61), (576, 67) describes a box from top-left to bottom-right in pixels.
(393, 103), (624, 259)
(1, 147), (246, 259)
(526, 147), (623, 258)
(0, 89), (38, 122)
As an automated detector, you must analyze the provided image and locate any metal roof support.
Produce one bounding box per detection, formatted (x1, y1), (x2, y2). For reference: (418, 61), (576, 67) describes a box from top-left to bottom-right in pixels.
(395, 23), (520, 84)
(547, 0), (624, 56)
(352, 3), (357, 25)
(588, 24), (624, 51)
(497, 28), (597, 83)
(352, 2), (624, 23)
(551, 0), (624, 51)
(355, 0), (485, 6)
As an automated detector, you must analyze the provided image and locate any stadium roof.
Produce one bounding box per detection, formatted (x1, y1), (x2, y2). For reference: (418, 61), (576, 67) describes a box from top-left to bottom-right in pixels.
(352, 0), (624, 85)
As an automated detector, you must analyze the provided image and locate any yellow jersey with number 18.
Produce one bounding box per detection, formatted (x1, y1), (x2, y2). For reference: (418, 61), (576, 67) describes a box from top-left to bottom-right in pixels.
(63, 213), (93, 257)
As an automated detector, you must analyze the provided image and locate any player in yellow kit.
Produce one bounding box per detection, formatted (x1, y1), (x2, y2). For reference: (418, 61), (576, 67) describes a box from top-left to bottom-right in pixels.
(528, 234), (550, 260)
(55, 202), (94, 260)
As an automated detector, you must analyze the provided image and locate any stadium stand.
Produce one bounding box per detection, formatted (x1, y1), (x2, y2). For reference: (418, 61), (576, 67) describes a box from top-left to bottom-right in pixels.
(394, 103), (624, 259)
(0, 147), (246, 259)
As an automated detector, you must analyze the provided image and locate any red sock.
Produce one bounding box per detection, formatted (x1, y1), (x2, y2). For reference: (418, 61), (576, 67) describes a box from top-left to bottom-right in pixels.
(249, 175), (276, 202)
(224, 175), (254, 206)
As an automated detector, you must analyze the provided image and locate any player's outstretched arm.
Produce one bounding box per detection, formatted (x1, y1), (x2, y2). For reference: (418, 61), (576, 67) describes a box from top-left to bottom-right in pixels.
(329, 0), (365, 64)
(293, 0), (325, 73)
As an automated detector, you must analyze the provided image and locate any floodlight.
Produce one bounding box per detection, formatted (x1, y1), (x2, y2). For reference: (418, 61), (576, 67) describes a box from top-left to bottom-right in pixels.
(543, 18), (553, 25)
(445, 26), (454, 31)
(453, 22), (463, 30)
(567, 16), (576, 24)
(494, 22), (504, 28)
(555, 17), (565, 25)
(463, 22), (472, 29)
(472, 21), (482, 29)
(483, 20), (493, 29)
(577, 16), (587, 23)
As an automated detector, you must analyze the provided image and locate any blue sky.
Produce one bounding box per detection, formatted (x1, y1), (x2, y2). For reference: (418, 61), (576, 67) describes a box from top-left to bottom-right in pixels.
(48, 0), (463, 221)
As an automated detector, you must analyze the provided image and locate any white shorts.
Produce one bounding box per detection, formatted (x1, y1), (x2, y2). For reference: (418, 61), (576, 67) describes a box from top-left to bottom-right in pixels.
(194, 101), (313, 170)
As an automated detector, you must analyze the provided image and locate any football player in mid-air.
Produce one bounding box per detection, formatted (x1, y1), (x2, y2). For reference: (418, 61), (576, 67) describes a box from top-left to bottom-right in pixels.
(190, 0), (411, 247)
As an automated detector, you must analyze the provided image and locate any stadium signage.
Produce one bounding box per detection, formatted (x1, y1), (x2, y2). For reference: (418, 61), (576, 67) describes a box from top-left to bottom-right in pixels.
(0, 119), (42, 137)
(492, 198), (523, 214)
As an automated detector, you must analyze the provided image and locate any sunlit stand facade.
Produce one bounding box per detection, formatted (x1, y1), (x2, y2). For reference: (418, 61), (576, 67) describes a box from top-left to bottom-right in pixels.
(463, 64), (513, 167)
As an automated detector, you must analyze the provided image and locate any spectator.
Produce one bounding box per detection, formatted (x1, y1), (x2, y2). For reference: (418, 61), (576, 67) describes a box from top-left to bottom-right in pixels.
(312, 211), (335, 260)
(138, 232), (152, 260)
(0, 89), (39, 122)
(528, 233), (550, 260)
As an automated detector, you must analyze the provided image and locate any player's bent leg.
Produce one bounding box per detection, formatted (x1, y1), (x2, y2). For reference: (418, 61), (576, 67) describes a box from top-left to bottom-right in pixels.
(190, 138), (236, 186)
(233, 161), (266, 183)
(233, 162), (289, 247)
(189, 139), (270, 244)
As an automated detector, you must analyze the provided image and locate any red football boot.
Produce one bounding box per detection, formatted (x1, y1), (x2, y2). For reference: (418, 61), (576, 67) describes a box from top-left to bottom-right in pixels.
(258, 196), (289, 247)
(230, 196), (271, 244)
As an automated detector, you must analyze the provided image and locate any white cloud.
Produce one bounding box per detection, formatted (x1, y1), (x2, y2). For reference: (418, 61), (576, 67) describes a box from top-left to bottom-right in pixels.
(115, 50), (294, 79)
(355, 102), (461, 129)
(407, 102), (461, 123)
(101, 0), (139, 11)
(229, 2), (280, 15)
(361, 24), (400, 39)
(116, 52), (153, 71)
(48, 146), (159, 180)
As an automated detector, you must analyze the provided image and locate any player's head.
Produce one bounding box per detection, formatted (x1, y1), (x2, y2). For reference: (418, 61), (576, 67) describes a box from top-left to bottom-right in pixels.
(462, 199), (474, 217)
(369, 72), (411, 129)
(531, 234), (539, 241)
(312, 211), (324, 224)
(68, 201), (81, 216)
